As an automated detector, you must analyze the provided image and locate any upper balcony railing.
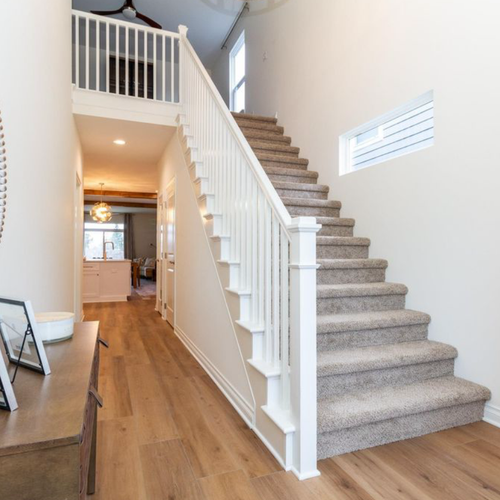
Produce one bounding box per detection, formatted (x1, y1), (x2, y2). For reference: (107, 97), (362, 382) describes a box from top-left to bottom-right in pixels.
(72, 10), (180, 104)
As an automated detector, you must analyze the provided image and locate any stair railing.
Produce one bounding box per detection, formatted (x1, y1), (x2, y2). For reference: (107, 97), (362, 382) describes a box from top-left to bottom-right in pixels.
(72, 10), (180, 103)
(179, 26), (320, 479)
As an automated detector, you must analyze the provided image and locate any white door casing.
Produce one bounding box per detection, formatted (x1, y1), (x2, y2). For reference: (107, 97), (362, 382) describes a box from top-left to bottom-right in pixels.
(166, 179), (176, 327)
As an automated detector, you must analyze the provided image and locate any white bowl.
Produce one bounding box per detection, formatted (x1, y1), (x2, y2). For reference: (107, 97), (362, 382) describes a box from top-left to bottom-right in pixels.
(35, 312), (75, 344)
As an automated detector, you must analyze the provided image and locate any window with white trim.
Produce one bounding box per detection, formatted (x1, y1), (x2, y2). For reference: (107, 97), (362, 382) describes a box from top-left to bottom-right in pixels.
(229, 31), (245, 113)
(340, 91), (434, 175)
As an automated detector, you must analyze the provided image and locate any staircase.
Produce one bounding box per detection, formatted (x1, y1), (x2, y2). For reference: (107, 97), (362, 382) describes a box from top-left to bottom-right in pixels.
(232, 112), (491, 459)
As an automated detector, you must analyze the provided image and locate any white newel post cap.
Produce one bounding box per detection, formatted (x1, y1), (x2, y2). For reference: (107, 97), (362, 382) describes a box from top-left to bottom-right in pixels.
(288, 217), (321, 267)
(178, 25), (188, 37)
(287, 217), (322, 234)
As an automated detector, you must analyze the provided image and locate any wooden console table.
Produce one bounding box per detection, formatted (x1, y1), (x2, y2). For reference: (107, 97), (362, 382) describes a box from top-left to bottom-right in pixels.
(0, 321), (103, 500)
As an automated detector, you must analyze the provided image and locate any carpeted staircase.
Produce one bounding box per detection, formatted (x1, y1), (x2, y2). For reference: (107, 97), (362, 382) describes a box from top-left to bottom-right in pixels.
(232, 112), (491, 459)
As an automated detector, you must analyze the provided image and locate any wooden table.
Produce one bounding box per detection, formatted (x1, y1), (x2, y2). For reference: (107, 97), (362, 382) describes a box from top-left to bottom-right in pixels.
(0, 321), (102, 500)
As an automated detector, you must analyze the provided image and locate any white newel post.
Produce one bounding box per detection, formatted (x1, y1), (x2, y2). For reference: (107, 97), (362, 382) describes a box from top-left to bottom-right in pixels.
(288, 216), (321, 480)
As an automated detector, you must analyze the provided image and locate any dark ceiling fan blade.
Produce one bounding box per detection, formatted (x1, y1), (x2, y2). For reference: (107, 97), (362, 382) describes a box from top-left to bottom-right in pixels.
(91, 8), (124, 16)
(135, 12), (162, 29)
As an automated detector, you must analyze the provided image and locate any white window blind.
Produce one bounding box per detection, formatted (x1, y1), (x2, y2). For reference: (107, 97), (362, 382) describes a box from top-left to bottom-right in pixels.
(340, 91), (434, 174)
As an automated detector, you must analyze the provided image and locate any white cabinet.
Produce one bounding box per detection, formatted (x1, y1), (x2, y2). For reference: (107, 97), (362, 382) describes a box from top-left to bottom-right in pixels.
(83, 260), (131, 303)
(83, 263), (100, 301)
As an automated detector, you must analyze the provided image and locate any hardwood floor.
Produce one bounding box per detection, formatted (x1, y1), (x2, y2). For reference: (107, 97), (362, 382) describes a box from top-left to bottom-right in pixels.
(84, 300), (500, 500)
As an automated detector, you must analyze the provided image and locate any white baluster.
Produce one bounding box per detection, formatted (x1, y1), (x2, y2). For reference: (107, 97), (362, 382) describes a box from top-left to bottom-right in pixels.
(115, 25), (119, 94)
(75, 15), (80, 88)
(125, 27), (129, 96)
(106, 22), (110, 93)
(96, 20), (100, 91)
(135, 29), (138, 97)
(85, 16), (89, 90)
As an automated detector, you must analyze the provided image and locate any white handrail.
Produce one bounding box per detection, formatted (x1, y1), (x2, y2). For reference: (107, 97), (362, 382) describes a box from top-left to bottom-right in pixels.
(72, 10), (180, 103)
(72, 10), (180, 39)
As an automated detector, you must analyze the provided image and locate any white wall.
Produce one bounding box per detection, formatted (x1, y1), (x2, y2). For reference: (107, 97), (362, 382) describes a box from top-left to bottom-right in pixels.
(0, 0), (81, 314)
(158, 134), (254, 415)
(211, 0), (500, 417)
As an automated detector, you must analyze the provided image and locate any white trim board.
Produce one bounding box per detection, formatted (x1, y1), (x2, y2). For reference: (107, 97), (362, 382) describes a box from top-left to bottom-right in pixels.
(173, 324), (254, 426)
(484, 403), (500, 428)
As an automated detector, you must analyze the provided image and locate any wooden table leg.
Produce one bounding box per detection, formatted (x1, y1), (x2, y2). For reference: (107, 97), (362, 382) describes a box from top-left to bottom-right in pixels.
(87, 404), (98, 495)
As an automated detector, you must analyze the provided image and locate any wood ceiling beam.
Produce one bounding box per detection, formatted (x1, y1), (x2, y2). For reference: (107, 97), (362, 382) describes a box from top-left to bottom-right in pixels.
(84, 189), (157, 199)
(84, 200), (157, 209)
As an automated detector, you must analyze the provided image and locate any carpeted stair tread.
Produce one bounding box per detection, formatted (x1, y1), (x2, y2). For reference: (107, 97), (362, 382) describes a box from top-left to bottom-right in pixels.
(238, 121), (284, 134)
(318, 376), (491, 433)
(316, 216), (355, 227)
(317, 236), (370, 247)
(318, 258), (388, 270)
(317, 340), (457, 377)
(264, 166), (318, 179)
(316, 309), (431, 334)
(317, 282), (408, 298)
(240, 129), (292, 144)
(282, 198), (341, 209)
(249, 141), (300, 156)
(256, 153), (309, 166)
(272, 181), (329, 193)
(231, 112), (278, 124)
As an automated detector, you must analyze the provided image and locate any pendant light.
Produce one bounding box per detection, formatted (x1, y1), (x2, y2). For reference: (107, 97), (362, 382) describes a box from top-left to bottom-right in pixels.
(90, 183), (113, 223)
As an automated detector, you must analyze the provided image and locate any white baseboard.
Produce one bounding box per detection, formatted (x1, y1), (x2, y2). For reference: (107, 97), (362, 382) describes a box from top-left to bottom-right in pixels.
(173, 325), (254, 427)
(484, 403), (500, 428)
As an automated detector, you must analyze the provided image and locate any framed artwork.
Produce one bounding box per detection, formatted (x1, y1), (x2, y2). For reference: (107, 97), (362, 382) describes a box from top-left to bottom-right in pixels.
(0, 352), (17, 411)
(0, 297), (51, 378)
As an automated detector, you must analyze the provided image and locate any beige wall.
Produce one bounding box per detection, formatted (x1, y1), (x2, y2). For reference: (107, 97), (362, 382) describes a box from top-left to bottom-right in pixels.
(0, 0), (80, 313)
(212, 0), (500, 418)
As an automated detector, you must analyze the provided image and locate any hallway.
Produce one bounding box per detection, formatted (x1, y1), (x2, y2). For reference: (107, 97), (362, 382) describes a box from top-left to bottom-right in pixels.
(85, 300), (500, 500)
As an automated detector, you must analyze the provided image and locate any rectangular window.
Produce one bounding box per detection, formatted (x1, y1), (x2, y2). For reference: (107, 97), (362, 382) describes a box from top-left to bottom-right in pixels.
(84, 222), (125, 260)
(340, 91), (434, 175)
(230, 31), (245, 113)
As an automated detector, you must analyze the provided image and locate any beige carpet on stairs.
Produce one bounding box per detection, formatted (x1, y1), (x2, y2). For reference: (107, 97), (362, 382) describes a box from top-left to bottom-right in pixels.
(232, 111), (491, 459)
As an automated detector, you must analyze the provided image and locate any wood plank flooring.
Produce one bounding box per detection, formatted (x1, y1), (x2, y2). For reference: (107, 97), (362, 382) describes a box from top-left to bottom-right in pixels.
(84, 300), (500, 500)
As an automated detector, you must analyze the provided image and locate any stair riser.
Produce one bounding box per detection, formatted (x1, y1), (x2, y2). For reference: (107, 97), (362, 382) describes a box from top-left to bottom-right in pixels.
(253, 148), (299, 158)
(267, 173), (317, 185)
(317, 294), (406, 314)
(317, 245), (369, 259)
(288, 206), (341, 218)
(318, 360), (455, 399)
(317, 401), (486, 459)
(317, 267), (386, 285)
(318, 225), (354, 237)
(317, 323), (429, 351)
(275, 188), (328, 200)
(260, 160), (308, 171)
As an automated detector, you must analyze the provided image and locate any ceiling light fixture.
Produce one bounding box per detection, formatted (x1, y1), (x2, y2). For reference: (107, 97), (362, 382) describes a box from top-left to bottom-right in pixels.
(90, 183), (113, 223)
(113, 139), (126, 145)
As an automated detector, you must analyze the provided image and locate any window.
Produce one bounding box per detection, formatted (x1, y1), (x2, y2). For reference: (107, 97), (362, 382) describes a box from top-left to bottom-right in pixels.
(84, 222), (125, 260)
(340, 91), (434, 175)
(230, 31), (245, 113)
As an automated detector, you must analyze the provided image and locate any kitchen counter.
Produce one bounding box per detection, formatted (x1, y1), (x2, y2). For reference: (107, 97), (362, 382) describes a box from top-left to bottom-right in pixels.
(83, 260), (131, 303)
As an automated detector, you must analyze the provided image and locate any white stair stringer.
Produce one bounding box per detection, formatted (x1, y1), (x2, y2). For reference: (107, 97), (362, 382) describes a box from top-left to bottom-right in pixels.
(177, 115), (296, 471)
